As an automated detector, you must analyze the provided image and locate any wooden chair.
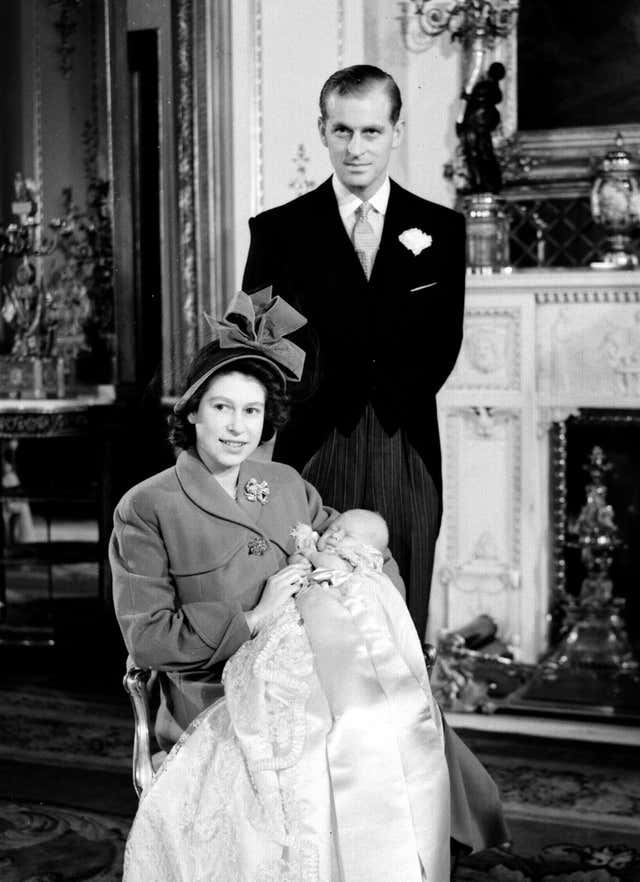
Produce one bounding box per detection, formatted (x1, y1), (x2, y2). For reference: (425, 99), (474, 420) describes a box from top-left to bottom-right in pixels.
(123, 643), (438, 798)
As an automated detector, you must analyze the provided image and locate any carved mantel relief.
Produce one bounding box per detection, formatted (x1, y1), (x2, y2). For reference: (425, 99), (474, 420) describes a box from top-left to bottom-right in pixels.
(449, 306), (522, 391)
(538, 299), (640, 406)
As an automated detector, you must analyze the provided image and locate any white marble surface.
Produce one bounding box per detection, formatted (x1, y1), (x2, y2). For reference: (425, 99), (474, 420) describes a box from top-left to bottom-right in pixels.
(447, 711), (640, 746)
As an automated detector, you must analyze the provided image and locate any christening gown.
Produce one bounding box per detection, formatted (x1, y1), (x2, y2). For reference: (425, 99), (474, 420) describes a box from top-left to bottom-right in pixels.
(123, 558), (451, 882)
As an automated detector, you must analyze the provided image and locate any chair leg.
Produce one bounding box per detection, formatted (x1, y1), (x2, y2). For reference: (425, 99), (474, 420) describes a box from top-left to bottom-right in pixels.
(123, 665), (156, 798)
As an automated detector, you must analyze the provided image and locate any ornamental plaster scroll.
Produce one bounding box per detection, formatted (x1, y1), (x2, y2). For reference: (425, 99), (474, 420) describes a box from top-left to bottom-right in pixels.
(448, 307), (521, 391)
(288, 144), (316, 198)
(538, 304), (640, 404)
(536, 406), (581, 440)
(466, 406), (518, 439)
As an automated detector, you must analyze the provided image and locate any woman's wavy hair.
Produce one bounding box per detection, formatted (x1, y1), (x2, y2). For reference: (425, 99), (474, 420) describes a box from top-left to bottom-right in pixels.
(168, 346), (290, 453)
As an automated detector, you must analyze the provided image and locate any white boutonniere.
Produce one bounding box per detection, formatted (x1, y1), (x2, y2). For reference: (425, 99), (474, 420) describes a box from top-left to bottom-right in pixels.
(399, 228), (432, 256)
(244, 478), (270, 504)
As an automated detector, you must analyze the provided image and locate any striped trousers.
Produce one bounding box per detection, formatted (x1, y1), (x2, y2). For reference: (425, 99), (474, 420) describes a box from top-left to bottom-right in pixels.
(301, 404), (441, 640)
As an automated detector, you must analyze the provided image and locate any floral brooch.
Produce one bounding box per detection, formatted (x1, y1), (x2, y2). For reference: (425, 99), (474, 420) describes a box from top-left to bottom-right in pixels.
(244, 478), (270, 504)
(399, 228), (432, 256)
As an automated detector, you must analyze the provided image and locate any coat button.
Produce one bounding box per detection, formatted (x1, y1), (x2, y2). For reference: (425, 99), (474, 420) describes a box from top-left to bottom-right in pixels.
(248, 537), (268, 556)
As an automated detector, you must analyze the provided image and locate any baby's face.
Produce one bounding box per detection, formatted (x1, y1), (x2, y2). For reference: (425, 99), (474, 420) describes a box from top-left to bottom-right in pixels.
(317, 514), (360, 552)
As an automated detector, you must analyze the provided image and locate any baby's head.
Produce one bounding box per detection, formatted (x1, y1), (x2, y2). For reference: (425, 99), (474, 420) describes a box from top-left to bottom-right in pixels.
(318, 509), (388, 553)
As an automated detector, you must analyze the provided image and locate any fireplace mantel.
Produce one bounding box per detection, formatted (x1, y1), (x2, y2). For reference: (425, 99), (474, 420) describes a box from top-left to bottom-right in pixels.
(429, 269), (640, 663)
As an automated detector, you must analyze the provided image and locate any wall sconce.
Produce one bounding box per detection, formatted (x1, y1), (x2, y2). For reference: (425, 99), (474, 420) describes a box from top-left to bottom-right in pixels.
(402, 0), (518, 103)
(403, 0), (518, 46)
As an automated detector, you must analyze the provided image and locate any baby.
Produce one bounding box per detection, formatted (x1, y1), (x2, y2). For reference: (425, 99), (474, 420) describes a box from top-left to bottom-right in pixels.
(289, 508), (389, 581)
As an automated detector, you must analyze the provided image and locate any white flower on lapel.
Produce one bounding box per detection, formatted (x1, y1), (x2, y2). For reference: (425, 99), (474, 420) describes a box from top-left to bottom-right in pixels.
(398, 228), (432, 256)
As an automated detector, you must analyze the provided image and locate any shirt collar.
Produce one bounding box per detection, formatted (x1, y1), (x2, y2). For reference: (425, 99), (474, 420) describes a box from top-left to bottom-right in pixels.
(332, 174), (391, 219)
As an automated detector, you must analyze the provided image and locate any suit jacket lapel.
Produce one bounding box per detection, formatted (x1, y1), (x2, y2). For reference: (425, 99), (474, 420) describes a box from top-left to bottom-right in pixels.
(370, 180), (413, 286)
(311, 178), (371, 285)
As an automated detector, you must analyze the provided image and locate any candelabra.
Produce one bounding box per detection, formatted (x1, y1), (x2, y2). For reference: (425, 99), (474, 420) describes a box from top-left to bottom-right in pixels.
(0, 175), (107, 396)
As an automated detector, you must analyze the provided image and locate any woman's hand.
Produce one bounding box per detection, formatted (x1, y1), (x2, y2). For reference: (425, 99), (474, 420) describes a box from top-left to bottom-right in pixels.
(245, 562), (310, 635)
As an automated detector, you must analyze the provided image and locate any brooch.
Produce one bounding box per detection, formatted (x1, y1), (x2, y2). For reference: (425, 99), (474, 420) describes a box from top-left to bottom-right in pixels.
(248, 537), (269, 556)
(398, 228), (432, 256)
(244, 478), (270, 504)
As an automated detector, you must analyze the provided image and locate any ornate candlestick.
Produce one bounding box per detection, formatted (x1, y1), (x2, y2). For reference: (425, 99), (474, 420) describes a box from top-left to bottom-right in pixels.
(511, 446), (639, 718)
(542, 447), (637, 676)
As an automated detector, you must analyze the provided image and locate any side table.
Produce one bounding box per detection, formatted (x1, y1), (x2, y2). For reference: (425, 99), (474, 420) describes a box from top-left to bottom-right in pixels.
(0, 398), (116, 646)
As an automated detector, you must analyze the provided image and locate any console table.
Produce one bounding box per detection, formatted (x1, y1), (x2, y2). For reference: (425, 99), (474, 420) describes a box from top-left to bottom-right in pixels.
(0, 397), (116, 646)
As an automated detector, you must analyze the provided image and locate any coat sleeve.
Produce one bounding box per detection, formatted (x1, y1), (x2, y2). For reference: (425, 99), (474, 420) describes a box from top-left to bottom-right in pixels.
(427, 210), (466, 394)
(110, 494), (252, 672)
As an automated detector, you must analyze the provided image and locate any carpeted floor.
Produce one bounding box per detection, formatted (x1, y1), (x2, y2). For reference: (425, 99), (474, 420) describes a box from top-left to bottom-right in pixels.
(2, 683), (640, 881)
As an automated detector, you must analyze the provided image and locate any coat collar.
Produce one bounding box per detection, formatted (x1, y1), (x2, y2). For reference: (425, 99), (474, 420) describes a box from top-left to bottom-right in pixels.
(174, 448), (297, 553)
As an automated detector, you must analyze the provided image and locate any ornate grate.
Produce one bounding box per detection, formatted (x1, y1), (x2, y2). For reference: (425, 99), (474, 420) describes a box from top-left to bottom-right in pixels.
(505, 196), (613, 269)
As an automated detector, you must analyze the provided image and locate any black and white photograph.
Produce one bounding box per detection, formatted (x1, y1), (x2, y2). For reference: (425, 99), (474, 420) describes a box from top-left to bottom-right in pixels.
(0, 1), (638, 880)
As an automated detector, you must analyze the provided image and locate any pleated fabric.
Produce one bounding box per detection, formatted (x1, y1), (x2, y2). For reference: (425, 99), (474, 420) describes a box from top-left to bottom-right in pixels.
(302, 403), (441, 640)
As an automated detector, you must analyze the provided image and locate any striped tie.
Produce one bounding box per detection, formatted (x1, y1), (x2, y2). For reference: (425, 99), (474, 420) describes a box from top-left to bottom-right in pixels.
(353, 201), (377, 279)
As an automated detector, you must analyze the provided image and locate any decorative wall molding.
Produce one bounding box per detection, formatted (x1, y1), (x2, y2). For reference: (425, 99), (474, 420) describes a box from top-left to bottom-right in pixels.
(443, 406), (523, 575)
(250, 0), (264, 214)
(336, 0), (345, 67)
(33, 0), (44, 201)
(175, 0), (198, 363)
(449, 306), (522, 391)
(536, 406), (580, 440)
(288, 144), (316, 198)
(49, 0), (81, 77)
(535, 289), (640, 305)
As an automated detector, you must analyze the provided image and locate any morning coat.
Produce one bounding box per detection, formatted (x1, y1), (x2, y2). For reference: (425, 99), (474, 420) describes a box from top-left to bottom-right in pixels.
(242, 177), (466, 496)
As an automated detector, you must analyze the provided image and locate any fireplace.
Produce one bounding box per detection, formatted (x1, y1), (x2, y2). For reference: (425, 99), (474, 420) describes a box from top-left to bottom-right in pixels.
(429, 270), (640, 719)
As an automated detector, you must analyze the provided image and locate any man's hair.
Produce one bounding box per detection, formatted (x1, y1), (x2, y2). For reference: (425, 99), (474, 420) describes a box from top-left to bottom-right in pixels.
(319, 65), (402, 124)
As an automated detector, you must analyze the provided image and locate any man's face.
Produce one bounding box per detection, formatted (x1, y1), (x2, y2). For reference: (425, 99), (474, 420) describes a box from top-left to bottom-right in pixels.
(318, 85), (404, 201)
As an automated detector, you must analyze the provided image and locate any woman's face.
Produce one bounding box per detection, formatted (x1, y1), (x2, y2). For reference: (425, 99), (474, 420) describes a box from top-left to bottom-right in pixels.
(188, 371), (266, 474)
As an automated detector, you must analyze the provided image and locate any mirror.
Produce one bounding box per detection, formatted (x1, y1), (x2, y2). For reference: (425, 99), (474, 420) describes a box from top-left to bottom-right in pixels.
(500, 0), (640, 194)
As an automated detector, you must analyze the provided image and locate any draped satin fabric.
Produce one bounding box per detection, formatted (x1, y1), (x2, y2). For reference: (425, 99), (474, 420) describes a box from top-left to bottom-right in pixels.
(298, 574), (450, 882)
(123, 571), (450, 882)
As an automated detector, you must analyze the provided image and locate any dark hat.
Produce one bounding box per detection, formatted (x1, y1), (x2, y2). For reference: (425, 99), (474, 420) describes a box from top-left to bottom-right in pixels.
(173, 288), (307, 414)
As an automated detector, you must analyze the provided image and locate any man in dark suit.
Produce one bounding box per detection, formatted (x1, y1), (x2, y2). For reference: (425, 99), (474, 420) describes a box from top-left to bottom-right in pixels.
(243, 64), (466, 638)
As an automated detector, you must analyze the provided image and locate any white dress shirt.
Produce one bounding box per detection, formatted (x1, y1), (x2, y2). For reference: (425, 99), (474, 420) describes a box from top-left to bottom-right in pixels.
(332, 175), (390, 251)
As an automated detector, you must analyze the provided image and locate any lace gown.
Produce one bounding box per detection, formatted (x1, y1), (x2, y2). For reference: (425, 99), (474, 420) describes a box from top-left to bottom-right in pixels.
(123, 568), (451, 882)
